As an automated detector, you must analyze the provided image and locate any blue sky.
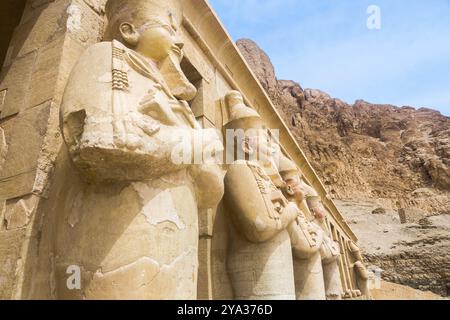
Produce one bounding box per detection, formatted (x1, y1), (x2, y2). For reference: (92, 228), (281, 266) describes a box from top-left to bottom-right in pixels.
(209, 0), (450, 116)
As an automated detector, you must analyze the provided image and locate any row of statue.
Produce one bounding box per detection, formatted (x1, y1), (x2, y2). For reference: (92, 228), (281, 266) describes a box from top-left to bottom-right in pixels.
(56, 0), (369, 299)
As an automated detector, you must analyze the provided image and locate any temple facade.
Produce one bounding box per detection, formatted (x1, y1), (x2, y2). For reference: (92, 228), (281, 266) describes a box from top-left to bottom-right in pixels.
(0, 0), (370, 300)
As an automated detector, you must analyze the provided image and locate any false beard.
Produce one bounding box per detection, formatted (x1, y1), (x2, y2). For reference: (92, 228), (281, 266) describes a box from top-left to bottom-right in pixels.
(158, 47), (197, 101)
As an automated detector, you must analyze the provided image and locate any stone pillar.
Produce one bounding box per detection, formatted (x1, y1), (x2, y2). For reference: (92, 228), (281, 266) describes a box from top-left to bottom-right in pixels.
(0, 0), (106, 299)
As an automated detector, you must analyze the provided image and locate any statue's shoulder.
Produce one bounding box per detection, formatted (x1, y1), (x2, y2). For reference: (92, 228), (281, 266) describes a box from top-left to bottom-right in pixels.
(62, 42), (114, 119)
(75, 41), (113, 69)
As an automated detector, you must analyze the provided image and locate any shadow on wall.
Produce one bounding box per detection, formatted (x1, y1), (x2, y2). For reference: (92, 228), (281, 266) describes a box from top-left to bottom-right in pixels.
(0, 0), (27, 70)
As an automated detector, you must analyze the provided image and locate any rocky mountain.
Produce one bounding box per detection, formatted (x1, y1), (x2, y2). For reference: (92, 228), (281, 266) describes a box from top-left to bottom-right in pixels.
(237, 38), (450, 297)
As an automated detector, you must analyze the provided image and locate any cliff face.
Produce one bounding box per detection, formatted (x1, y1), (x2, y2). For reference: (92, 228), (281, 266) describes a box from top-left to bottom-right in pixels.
(237, 39), (450, 214)
(237, 38), (450, 297)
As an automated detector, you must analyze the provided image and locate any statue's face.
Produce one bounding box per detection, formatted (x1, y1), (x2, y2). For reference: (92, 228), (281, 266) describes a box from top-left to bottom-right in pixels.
(311, 203), (326, 220)
(284, 176), (305, 202)
(121, 13), (183, 61)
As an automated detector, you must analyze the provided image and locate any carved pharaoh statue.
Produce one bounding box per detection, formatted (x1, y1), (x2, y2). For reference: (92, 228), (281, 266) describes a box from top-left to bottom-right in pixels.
(347, 240), (371, 298)
(306, 196), (343, 300)
(278, 156), (343, 300)
(56, 0), (224, 299)
(222, 91), (298, 300)
(277, 155), (326, 300)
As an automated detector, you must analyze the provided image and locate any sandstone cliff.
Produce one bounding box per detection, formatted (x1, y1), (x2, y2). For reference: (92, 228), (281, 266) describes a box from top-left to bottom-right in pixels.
(237, 38), (450, 297)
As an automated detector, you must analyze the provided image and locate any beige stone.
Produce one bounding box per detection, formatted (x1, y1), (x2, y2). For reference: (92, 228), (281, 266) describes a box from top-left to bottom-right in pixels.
(372, 280), (444, 300)
(0, 229), (26, 299)
(0, 51), (36, 118)
(54, 0), (224, 299)
(7, 0), (101, 63)
(5, 198), (34, 230)
(8, 0), (67, 62)
(83, 0), (107, 14)
(0, 128), (8, 170)
(222, 91), (298, 300)
(399, 208), (427, 224)
(0, 103), (51, 199)
(0, 0), (372, 301)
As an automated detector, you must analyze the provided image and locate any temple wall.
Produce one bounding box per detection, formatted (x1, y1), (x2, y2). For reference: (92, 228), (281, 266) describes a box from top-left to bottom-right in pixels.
(0, 0), (106, 299)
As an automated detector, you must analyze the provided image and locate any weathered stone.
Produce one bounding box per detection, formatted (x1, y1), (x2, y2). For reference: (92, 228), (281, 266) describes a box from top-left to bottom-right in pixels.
(29, 35), (85, 108)
(0, 229), (26, 299)
(372, 207), (386, 215)
(223, 92), (298, 300)
(0, 102), (51, 199)
(0, 200), (5, 231)
(67, 0), (105, 45)
(54, 0), (224, 300)
(0, 128), (8, 170)
(237, 39), (450, 216)
(236, 39), (278, 97)
(4, 197), (36, 230)
(0, 0), (375, 301)
(7, 0), (68, 62)
(0, 51), (36, 118)
(83, 0), (107, 14)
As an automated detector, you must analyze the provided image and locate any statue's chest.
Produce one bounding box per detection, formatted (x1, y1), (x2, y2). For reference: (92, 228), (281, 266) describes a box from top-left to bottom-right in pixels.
(127, 71), (162, 107)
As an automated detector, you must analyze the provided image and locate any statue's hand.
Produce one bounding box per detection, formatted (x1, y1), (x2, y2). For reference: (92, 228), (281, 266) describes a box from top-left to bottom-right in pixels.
(139, 90), (179, 126)
(281, 202), (300, 228)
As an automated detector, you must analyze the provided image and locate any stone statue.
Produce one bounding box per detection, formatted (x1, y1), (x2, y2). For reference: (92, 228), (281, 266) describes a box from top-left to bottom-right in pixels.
(56, 0), (223, 299)
(277, 155), (326, 300)
(305, 195), (343, 300)
(347, 240), (371, 298)
(222, 91), (298, 300)
(278, 155), (343, 300)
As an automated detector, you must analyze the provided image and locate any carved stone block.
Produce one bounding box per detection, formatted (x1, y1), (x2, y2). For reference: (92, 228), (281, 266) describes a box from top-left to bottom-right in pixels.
(0, 102), (51, 199)
(0, 52), (36, 119)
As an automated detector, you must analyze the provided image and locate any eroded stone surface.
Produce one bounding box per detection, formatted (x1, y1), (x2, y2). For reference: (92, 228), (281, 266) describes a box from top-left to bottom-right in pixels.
(237, 38), (450, 216)
(4, 198), (35, 230)
(0, 0), (376, 301)
(0, 103), (51, 199)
